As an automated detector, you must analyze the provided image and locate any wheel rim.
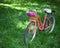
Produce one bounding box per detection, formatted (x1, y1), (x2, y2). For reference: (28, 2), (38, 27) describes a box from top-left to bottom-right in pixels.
(45, 16), (55, 33)
(49, 16), (55, 33)
(24, 22), (36, 44)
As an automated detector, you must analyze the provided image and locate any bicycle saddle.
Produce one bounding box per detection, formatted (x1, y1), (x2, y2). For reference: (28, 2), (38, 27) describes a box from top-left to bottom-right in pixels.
(44, 8), (52, 13)
(44, 8), (55, 14)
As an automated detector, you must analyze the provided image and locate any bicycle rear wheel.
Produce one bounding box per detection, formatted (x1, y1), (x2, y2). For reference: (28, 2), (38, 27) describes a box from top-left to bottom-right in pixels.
(45, 16), (55, 33)
(24, 21), (36, 44)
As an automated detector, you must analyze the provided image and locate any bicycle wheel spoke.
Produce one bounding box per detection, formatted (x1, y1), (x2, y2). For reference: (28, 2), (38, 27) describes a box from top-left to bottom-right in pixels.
(45, 16), (55, 33)
(24, 22), (36, 44)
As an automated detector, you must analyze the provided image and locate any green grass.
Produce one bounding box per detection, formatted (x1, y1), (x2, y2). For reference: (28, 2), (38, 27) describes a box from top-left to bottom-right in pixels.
(0, 2), (59, 48)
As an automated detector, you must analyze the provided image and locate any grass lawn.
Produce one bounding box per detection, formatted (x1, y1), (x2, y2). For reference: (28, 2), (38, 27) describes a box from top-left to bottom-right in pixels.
(0, 2), (60, 48)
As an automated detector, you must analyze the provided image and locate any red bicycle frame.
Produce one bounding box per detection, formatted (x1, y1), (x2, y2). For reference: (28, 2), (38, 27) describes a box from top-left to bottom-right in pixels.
(28, 15), (51, 31)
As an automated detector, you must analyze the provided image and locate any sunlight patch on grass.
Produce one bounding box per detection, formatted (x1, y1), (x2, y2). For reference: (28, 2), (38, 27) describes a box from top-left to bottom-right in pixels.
(39, 10), (43, 13)
(24, 2), (39, 6)
(16, 21), (24, 29)
(16, 21), (30, 29)
(2, 3), (21, 6)
(24, 21), (30, 25)
(0, 2), (40, 11)
(0, 3), (12, 6)
(0, 3), (28, 11)
(14, 7), (28, 11)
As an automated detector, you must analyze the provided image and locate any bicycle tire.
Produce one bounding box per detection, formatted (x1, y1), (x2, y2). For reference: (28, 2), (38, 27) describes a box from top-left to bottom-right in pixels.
(45, 16), (55, 33)
(24, 21), (36, 44)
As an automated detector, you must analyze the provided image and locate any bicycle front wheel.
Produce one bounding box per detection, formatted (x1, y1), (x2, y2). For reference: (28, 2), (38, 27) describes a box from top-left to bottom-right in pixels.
(45, 16), (55, 33)
(24, 21), (36, 44)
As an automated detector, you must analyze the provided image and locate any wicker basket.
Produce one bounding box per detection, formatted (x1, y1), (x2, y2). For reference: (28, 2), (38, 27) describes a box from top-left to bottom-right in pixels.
(28, 16), (40, 23)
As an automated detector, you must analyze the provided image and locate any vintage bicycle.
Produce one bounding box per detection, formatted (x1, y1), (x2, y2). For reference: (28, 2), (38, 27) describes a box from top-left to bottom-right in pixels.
(24, 5), (55, 44)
